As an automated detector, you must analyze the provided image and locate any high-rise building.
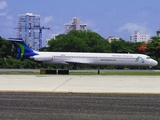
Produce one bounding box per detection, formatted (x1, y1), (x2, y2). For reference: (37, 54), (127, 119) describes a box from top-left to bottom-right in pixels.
(130, 31), (150, 43)
(64, 17), (87, 34)
(156, 29), (160, 37)
(16, 13), (50, 50)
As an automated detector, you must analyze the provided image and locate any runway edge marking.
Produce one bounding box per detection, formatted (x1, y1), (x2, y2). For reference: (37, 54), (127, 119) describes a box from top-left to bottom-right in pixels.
(0, 90), (160, 95)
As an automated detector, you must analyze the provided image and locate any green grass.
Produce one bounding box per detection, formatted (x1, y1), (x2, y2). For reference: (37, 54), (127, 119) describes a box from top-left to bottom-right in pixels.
(1, 72), (40, 75)
(1, 71), (160, 76)
(70, 72), (160, 76)
(101, 72), (160, 76)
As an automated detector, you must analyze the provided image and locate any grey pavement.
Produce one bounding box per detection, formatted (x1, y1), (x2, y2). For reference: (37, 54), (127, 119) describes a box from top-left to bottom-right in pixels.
(0, 75), (160, 93)
(0, 92), (160, 120)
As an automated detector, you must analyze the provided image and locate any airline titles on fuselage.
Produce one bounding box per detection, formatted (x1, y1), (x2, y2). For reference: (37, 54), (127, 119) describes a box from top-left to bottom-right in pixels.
(112, 55), (133, 58)
(100, 55), (134, 62)
(100, 59), (116, 61)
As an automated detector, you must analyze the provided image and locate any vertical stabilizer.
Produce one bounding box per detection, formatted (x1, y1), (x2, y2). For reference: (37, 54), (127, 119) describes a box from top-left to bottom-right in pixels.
(7, 38), (38, 58)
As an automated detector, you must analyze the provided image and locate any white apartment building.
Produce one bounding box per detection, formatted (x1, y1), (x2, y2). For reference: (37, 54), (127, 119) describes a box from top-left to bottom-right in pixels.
(17, 13), (50, 50)
(130, 31), (150, 43)
(64, 17), (87, 34)
(106, 36), (121, 43)
(17, 13), (41, 50)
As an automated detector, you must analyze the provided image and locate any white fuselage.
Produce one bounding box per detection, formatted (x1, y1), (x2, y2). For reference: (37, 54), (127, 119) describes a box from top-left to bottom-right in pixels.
(31, 52), (158, 67)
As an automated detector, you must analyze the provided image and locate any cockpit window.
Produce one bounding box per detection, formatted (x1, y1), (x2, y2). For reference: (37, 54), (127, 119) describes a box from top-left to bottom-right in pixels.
(146, 57), (150, 59)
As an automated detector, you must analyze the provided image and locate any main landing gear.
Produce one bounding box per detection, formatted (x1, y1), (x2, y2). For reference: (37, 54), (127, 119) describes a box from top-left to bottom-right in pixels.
(149, 66), (152, 70)
(72, 64), (77, 70)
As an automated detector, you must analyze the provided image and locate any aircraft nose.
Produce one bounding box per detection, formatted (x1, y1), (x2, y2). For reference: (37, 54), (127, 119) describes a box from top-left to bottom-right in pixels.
(151, 60), (158, 66)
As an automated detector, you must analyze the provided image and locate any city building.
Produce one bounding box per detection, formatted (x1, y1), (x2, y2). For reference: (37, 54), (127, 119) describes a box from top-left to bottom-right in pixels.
(130, 31), (150, 43)
(16, 13), (50, 50)
(106, 36), (121, 43)
(64, 17), (87, 34)
(156, 29), (160, 37)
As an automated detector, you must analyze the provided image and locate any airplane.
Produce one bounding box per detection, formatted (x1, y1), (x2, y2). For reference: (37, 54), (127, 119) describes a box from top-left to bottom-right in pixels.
(7, 38), (158, 69)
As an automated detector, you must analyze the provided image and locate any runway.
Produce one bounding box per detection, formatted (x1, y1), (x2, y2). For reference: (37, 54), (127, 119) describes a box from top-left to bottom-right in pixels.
(0, 75), (160, 93)
(0, 92), (160, 120)
(0, 75), (160, 119)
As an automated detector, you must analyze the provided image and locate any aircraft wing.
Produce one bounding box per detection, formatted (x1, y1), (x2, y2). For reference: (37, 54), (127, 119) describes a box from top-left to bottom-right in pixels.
(64, 60), (90, 64)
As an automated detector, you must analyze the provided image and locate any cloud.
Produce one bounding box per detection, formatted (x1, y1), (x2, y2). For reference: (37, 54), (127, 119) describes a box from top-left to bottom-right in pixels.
(84, 19), (100, 32)
(0, 12), (14, 20)
(105, 8), (117, 17)
(52, 26), (64, 34)
(117, 22), (152, 34)
(44, 16), (53, 24)
(0, 11), (6, 16)
(3, 21), (14, 27)
(6, 15), (13, 20)
(85, 20), (94, 28)
(0, 0), (7, 9)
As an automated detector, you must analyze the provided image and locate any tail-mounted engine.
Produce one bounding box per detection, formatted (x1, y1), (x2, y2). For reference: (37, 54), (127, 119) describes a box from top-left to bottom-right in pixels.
(29, 55), (53, 61)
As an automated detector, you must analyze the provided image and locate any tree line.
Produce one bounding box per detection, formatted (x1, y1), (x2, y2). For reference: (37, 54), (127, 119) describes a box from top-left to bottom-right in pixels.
(0, 30), (160, 69)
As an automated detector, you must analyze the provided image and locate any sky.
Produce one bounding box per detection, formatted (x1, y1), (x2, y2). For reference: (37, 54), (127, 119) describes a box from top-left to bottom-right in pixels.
(0, 0), (160, 46)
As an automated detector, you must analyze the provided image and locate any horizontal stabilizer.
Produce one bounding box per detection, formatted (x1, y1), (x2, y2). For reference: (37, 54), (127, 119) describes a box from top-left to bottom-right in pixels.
(7, 38), (23, 41)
